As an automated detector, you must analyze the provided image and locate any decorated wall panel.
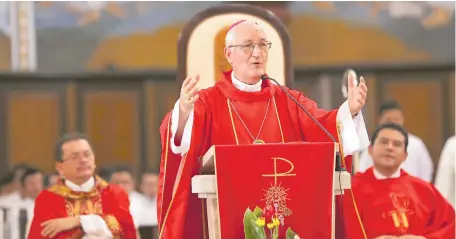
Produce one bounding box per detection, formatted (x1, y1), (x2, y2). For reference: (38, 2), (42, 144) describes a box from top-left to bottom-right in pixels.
(0, 2), (452, 72)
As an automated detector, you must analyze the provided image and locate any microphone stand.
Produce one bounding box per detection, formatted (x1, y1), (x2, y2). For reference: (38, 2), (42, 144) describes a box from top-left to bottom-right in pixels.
(261, 75), (346, 172)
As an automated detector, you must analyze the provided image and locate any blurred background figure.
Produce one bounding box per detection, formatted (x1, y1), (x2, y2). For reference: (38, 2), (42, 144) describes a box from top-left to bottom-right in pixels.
(2, 167), (43, 239)
(434, 135), (455, 208)
(136, 170), (159, 238)
(44, 172), (59, 189)
(0, 165), (32, 205)
(138, 170), (158, 227)
(98, 166), (114, 182)
(0, 173), (15, 197)
(109, 165), (145, 228)
(358, 101), (434, 182)
(109, 166), (159, 238)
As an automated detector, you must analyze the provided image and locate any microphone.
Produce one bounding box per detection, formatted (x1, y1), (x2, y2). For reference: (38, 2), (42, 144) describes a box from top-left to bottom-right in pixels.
(260, 74), (346, 172)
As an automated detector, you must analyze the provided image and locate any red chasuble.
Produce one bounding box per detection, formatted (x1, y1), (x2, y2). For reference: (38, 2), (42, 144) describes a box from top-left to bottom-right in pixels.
(157, 70), (345, 239)
(28, 176), (137, 239)
(342, 167), (455, 239)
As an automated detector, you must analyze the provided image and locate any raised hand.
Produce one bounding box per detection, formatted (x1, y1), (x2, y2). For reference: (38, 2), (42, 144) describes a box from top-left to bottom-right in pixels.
(179, 75), (200, 114)
(347, 71), (367, 116)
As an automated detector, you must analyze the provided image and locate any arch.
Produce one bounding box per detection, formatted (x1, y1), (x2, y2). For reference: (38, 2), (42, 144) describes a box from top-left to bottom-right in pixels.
(177, 4), (294, 89)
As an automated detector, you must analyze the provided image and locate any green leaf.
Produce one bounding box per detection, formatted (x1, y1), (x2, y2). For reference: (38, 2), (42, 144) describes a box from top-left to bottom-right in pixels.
(273, 226), (279, 239)
(286, 227), (300, 239)
(253, 206), (263, 218)
(243, 208), (266, 239)
(244, 208), (257, 239)
(256, 224), (266, 239)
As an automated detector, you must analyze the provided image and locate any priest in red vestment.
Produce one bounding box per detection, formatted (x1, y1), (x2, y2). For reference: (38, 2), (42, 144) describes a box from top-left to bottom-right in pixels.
(28, 133), (137, 239)
(342, 123), (455, 239)
(157, 20), (370, 239)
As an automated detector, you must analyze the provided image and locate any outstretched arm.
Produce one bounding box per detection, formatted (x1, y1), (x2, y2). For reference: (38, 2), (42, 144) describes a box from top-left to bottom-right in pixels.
(294, 93), (369, 156)
(170, 99), (195, 155)
(294, 72), (369, 156)
(171, 75), (201, 155)
(336, 100), (369, 156)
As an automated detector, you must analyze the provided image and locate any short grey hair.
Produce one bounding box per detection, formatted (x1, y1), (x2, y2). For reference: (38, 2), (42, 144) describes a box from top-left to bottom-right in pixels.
(224, 20), (262, 47)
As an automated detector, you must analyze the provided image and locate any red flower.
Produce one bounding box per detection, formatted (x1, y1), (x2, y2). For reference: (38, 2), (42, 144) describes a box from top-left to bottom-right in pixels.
(263, 205), (274, 221)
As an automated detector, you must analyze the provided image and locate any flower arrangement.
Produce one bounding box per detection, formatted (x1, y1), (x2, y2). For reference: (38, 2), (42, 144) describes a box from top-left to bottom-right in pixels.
(243, 206), (301, 239)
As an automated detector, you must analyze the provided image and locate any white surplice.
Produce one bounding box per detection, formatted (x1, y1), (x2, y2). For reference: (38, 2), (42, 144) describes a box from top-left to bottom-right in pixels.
(5, 197), (35, 239)
(434, 135), (455, 208)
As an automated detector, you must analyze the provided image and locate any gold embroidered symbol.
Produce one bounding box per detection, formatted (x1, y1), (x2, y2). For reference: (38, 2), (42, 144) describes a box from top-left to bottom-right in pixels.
(262, 157), (297, 185)
(382, 193), (414, 234)
(261, 157), (297, 225)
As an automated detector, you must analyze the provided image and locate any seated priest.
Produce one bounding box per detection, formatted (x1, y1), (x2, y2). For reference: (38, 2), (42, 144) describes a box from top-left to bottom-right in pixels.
(158, 19), (370, 239)
(28, 133), (137, 239)
(343, 123), (455, 239)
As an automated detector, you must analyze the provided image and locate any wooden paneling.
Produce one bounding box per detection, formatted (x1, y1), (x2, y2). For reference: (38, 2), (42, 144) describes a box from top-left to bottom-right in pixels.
(145, 81), (159, 171)
(147, 80), (179, 170)
(364, 74), (377, 135)
(381, 77), (443, 166)
(6, 91), (61, 172)
(0, 67), (452, 177)
(66, 82), (77, 133)
(80, 87), (142, 173)
(294, 76), (318, 101)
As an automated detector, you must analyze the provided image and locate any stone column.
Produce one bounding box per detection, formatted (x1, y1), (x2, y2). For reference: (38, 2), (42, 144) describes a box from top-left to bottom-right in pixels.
(9, 1), (37, 71)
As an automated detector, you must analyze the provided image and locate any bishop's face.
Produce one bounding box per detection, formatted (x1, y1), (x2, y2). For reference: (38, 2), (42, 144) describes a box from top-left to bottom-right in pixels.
(225, 23), (269, 84)
(369, 128), (408, 170)
(57, 139), (96, 184)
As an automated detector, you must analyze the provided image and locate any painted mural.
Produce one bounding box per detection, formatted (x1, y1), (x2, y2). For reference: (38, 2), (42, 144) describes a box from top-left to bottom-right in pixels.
(0, 1), (454, 72)
(0, 1), (11, 71)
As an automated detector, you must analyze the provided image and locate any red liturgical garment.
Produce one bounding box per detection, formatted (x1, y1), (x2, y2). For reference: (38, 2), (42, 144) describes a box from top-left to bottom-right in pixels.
(157, 70), (343, 239)
(28, 176), (137, 239)
(342, 167), (455, 239)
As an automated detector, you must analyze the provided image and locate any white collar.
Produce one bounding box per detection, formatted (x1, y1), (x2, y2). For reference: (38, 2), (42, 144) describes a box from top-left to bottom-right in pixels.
(373, 168), (401, 180)
(231, 71), (262, 92)
(65, 177), (95, 192)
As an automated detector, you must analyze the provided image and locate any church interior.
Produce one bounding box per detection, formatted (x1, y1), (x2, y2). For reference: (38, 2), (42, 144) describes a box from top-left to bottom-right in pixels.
(0, 1), (454, 239)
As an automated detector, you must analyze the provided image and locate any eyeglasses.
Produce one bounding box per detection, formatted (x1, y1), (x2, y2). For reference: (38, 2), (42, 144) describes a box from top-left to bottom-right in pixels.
(63, 152), (93, 162)
(229, 42), (272, 53)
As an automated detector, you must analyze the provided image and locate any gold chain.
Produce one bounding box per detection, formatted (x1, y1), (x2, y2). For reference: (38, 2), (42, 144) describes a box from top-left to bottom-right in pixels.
(228, 99), (270, 143)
